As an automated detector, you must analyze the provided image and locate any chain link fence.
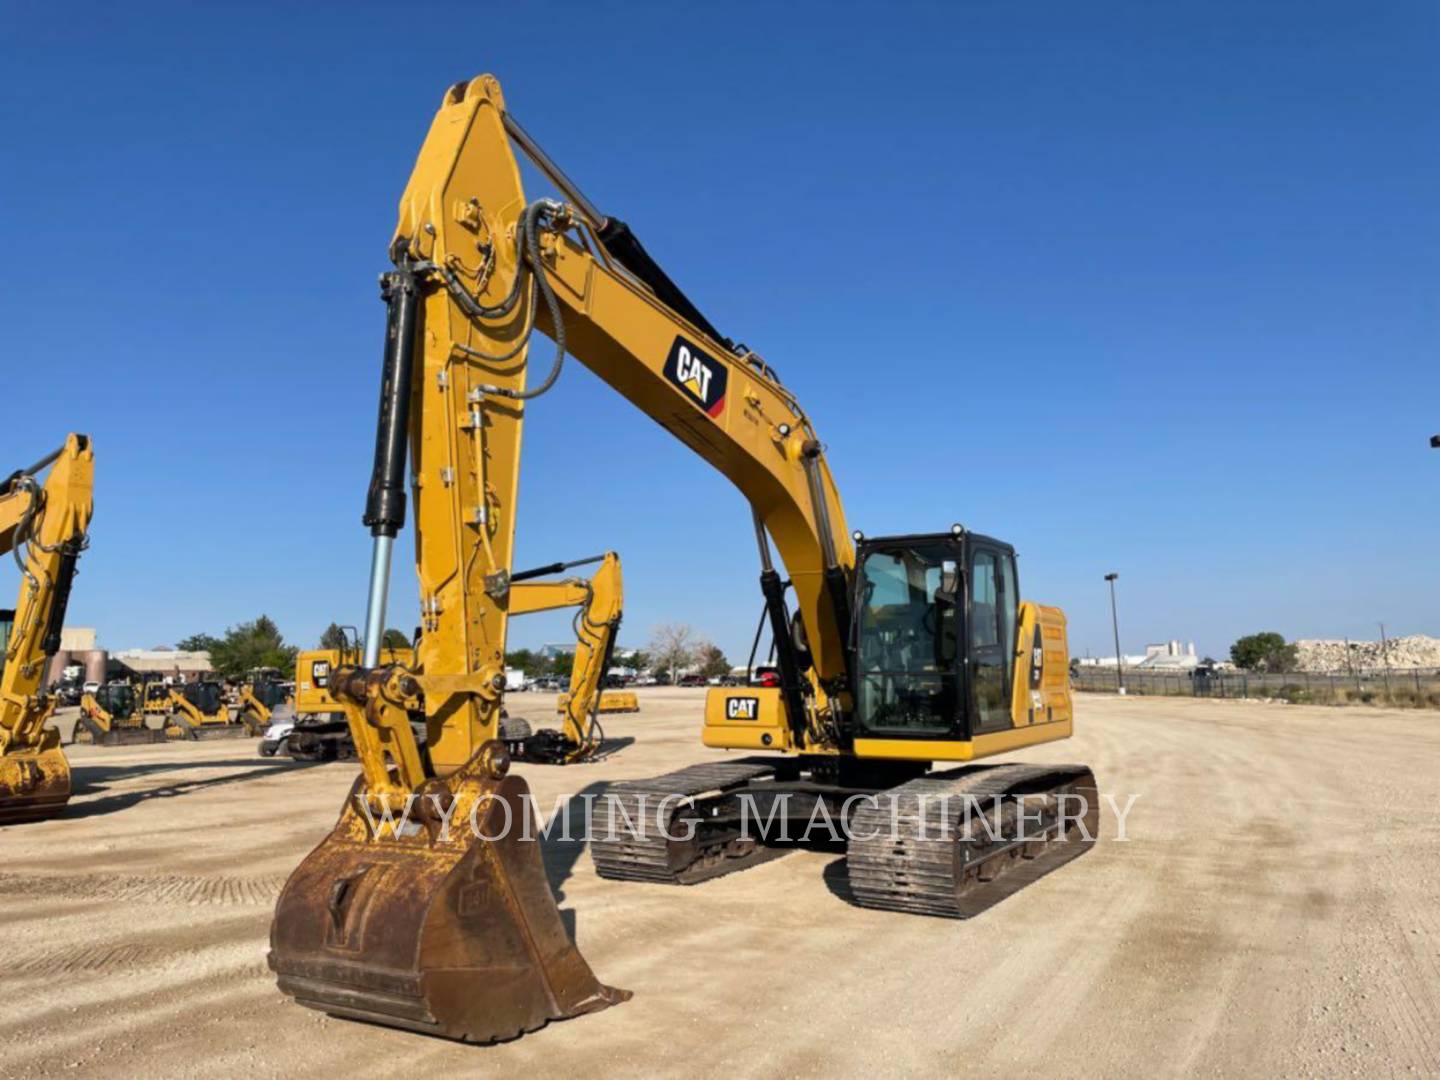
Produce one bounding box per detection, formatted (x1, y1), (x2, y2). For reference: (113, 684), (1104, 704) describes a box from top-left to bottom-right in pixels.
(1072, 667), (1440, 708)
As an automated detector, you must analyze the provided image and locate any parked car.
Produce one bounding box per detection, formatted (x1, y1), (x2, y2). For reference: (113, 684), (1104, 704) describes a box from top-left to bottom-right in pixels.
(82, 680), (101, 696)
(677, 674), (707, 687)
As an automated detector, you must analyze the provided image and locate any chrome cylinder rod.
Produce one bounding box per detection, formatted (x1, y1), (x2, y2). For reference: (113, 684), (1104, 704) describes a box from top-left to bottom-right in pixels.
(361, 534), (394, 668)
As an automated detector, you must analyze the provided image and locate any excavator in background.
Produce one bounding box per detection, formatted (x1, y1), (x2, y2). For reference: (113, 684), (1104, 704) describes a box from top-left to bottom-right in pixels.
(163, 680), (246, 740)
(269, 75), (1095, 1045)
(75, 681), (165, 745)
(503, 550), (625, 763)
(270, 642), (413, 759)
(0, 434), (93, 823)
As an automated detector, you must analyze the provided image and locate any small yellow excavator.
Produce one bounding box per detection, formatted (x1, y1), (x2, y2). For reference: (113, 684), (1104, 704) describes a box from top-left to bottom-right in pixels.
(163, 680), (246, 739)
(0, 434), (94, 823)
(270, 75), (1094, 1045)
(503, 550), (627, 763)
(76, 681), (165, 745)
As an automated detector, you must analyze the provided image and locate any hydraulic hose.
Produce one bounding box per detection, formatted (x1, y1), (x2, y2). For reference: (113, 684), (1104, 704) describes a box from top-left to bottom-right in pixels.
(441, 200), (567, 401)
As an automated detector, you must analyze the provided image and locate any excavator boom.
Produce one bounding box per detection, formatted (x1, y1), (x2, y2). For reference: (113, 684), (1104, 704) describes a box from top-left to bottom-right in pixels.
(0, 434), (93, 823)
(506, 550), (625, 763)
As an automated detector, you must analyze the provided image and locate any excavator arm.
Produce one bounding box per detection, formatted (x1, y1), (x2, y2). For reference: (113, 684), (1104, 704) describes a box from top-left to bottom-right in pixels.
(0, 433), (93, 822)
(507, 551), (623, 763)
(271, 73), (858, 1044)
(341, 74), (854, 793)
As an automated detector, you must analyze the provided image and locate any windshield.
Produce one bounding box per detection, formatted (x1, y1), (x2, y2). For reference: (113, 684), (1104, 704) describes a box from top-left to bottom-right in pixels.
(856, 543), (960, 733)
(256, 682), (287, 708)
(0, 609), (13, 657)
(187, 682), (223, 714)
(104, 685), (136, 718)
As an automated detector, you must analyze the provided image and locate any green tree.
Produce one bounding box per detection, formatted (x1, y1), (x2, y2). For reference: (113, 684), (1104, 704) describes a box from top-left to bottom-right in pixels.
(319, 623), (349, 651)
(382, 627), (411, 650)
(697, 642), (730, 679)
(176, 633), (221, 653)
(549, 650), (575, 679)
(209, 615), (299, 678)
(1230, 632), (1297, 672)
(506, 648), (545, 677)
(625, 649), (651, 675)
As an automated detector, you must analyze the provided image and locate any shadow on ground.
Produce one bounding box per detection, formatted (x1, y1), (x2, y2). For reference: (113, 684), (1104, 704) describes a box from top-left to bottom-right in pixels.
(65, 758), (325, 819)
(538, 780), (611, 940)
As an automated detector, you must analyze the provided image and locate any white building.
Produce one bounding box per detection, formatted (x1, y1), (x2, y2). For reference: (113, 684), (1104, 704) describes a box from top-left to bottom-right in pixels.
(111, 648), (214, 679)
(1137, 641), (1199, 671)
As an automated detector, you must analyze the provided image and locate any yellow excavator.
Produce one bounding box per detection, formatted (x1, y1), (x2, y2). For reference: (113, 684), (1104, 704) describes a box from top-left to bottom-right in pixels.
(0, 434), (94, 823)
(76, 681), (165, 745)
(504, 550), (627, 764)
(270, 75), (1095, 1045)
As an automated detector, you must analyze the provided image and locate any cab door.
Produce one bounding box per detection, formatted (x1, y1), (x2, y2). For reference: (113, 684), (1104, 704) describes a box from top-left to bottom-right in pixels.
(967, 546), (1012, 733)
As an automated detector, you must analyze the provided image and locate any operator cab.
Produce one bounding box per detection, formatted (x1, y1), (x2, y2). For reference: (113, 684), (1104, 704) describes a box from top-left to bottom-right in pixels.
(98, 683), (137, 719)
(853, 529), (1018, 742)
(255, 680), (291, 709)
(183, 680), (224, 716)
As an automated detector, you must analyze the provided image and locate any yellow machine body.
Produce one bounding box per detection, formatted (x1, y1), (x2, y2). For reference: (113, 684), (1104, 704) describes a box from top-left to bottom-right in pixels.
(294, 646), (411, 719)
(164, 681), (244, 739)
(76, 683), (164, 746)
(557, 689), (639, 715)
(0, 434), (93, 823)
(703, 601), (1073, 760)
(140, 680), (172, 715)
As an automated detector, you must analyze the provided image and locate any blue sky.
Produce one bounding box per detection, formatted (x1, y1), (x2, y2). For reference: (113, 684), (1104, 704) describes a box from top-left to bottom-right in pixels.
(3, 0), (1436, 663)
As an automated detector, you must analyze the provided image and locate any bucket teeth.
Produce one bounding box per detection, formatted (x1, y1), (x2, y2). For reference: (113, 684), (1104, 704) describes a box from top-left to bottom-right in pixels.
(269, 772), (628, 1043)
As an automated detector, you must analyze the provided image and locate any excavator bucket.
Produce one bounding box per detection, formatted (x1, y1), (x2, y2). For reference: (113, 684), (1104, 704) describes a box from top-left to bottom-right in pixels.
(270, 768), (628, 1043)
(73, 717), (167, 746)
(0, 735), (71, 824)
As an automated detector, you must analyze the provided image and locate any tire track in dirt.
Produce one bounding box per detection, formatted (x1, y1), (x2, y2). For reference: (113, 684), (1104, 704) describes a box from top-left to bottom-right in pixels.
(0, 871), (285, 906)
(12, 942), (176, 977)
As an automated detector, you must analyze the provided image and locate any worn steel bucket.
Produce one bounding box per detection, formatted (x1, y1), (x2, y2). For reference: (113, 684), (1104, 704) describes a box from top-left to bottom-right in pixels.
(269, 761), (628, 1043)
(0, 735), (71, 823)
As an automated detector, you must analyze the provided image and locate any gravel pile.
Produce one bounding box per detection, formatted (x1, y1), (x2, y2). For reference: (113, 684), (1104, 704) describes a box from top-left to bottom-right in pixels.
(1293, 634), (1440, 673)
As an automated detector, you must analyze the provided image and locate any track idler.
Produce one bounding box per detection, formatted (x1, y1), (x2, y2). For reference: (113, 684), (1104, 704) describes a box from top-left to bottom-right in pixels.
(269, 740), (629, 1043)
(0, 732), (71, 824)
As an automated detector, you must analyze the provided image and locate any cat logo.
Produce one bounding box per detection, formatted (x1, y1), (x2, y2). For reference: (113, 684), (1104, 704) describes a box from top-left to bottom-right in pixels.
(664, 335), (728, 418)
(725, 696), (760, 721)
(312, 660), (331, 689)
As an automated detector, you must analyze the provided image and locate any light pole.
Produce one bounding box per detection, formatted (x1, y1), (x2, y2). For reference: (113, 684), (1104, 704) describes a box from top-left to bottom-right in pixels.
(1105, 572), (1123, 695)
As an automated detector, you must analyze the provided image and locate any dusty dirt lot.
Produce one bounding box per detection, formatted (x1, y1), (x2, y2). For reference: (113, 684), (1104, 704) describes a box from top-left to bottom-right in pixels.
(2, 690), (1437, 1078)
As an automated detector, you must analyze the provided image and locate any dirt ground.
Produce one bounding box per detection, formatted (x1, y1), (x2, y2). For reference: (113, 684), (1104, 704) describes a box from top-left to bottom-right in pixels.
(2, 690), (1437, 1078)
